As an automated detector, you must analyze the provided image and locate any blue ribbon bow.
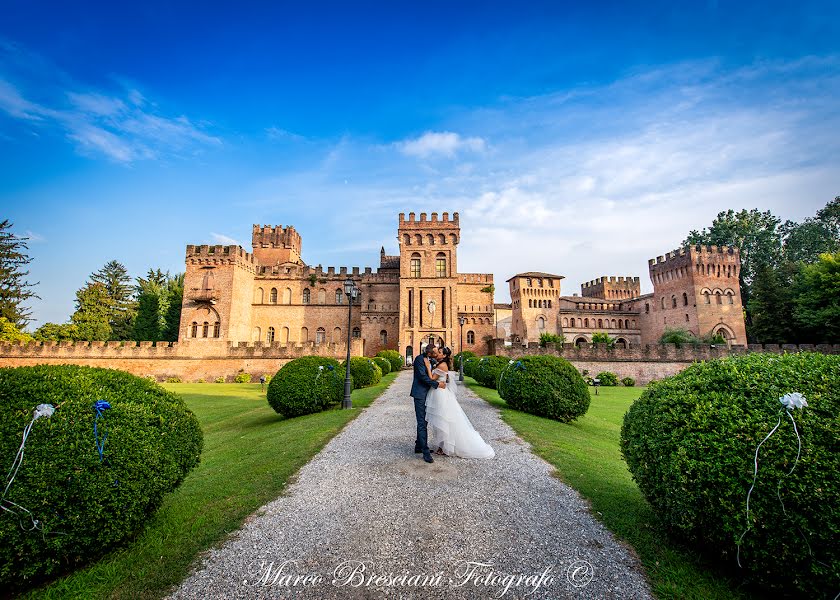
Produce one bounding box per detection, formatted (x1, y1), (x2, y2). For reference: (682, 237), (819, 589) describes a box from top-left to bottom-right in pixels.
(93, 400), (111, 462)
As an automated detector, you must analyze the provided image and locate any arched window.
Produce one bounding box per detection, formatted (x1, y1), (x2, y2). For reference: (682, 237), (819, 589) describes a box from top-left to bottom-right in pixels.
(435, 253), (446, 277)
(213, 321), (221, 337)
(283, 288), (292, 304)
(281, 327), (289, 343)
(253, 326), (261, 341)
(704, 291), (711, 304)
(611, 319), (617, 328)
(661, 297), (666, 309)
(315, 327), (326, 344)
(270, 288), (278, 303)
(438, 234), (446, 244)
(683, 292), (689, 306)
(302, 288), (310, 304)
(526, 278), (532, 287)
(410, 253), (421, 278)
(467, 330), (475, 344)
(727, 291), (735, 304)
(254, 287), (264, 303)
(352, 327), (361, 338)
(537, 316), (545, 330)
(671, 296), (677, 308)
(575, 336), (587, 347)
(301, 327), (309, 342)
(426, 233), (434, 245)
(202, 322), (209, 337)
(645, 303), (650, 314)
(570, 318), (576, 327)
(318, 288), (326, 304)
(528, 299), (532, 308)
(715, 291), (723, 305)
(598, 319), (603, 328)
(380, 330), (387, 345)
(336, 289), (343, 304)
(562, 317), (569, 327)
(403, 233), (410, 245)
(584, 318), (589, 327)
(685, 314), (690, 322)
(190, 322), (198, 337)
(333, 327), (342, 343)
(266, 327), (275, 343)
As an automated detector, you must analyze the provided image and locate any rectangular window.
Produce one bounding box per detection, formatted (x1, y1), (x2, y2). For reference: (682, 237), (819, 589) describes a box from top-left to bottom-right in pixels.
(436, 258), (446, 277)
(408, 290), (414, 327)
(410, 258), (421, 278)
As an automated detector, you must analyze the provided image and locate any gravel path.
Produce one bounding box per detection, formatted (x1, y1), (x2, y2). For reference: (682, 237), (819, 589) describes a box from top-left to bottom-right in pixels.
(169, 371), (652, 599)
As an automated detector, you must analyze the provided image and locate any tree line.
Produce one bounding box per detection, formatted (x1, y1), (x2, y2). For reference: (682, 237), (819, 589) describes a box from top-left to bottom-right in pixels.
(0, 220), (184, 342)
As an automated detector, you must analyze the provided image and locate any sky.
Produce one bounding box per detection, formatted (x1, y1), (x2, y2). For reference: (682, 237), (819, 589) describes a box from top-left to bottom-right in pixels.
(1, 1), (838, 328)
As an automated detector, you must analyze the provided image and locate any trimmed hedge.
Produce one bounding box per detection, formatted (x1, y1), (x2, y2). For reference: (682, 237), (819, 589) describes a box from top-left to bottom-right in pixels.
(375, 350), (403, 373)
(372, 357), (391, 376)
(621, 376), (636, 387)
(595, 371), (618, 386)
(341, 357), (382, 389)
(473, 355), (511, 390)
(267, 357), (345, 416)
(463, 356), (479, 379)
(454, 351), (476, 370)
(0, 365), (202, 589)
(620, 352), (839, 596)
(498, 355), (590, 422)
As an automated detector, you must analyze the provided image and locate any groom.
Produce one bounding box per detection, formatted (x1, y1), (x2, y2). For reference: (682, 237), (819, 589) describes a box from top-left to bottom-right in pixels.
(411, 345), (445, 463)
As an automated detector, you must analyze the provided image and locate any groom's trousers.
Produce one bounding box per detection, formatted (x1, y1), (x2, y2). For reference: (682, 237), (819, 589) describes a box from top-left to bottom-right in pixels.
(412, 395), (430, 452)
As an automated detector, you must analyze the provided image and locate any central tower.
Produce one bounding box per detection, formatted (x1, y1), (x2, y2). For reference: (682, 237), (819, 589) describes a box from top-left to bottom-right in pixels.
(398, 212), (460, 360)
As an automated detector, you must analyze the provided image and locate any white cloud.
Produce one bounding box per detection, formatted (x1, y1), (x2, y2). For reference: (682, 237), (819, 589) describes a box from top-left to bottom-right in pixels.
(210, 232), (241, 246)
(24, 230), (45, 243)
(397, 131), (486, 158)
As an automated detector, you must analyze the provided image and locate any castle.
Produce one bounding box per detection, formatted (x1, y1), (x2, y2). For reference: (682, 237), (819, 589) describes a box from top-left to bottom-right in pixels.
(177, 213), (747, 358)
(178, 212), (496, 359)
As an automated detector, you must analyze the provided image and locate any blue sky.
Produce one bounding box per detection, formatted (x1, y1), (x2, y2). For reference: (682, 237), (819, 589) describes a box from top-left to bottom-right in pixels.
(2, 1), (838, 328)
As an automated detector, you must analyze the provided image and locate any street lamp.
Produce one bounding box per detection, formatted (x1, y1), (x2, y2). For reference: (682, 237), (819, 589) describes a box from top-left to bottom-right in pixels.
(342, 277), (357, 409)
(459, 316), (466, 381)
(593, 377), (601, 396)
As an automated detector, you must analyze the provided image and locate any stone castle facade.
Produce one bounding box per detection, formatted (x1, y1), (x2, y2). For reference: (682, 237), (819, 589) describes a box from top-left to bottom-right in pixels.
(178, 212), (496, 359)
(505, 245), (747, 347)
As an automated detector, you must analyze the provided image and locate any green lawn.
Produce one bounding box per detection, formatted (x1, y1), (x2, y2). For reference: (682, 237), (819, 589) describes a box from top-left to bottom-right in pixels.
(25, 372), (398, 600)
(465, 378), (755, 600)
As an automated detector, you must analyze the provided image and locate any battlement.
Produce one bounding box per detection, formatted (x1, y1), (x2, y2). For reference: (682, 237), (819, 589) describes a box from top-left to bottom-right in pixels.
(582, 276), (639, 288)
(186, 244), (256, 265)
(649, 245), (740, 268)
(398, 211), (459, 226)
(252, 224), (302, 250)
(458, 273), (494, 284)
(581, 275), (641, 299)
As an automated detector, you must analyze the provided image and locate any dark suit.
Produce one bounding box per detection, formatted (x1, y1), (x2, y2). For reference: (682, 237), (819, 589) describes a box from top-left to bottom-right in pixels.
(411, 356), (439, 455)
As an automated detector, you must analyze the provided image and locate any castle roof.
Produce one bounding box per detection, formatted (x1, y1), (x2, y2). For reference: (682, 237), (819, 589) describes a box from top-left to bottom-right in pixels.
(494, 303), (512, 310)
(506, 271), (565, 282)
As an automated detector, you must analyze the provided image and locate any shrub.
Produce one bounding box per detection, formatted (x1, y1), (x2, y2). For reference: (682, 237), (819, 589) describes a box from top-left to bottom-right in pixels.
(341, 357), (382, 389)
(539, 332), (564, 347)
(620, 352), (839, 596)
(233, 372), (252, 383)
(375, 350), (403, 373)
(372, 357), (391, 376)
(0, 365), (202, 589)
(621, 376), (636, 387)
(595, 371), (618, 386)
(591, 331), (616, 348)
(473, 355), (511, 389)
(463, 356), (479, 379)
(498, 355), (590, 422)
(263, 374), (272, 384)
(213, 376), (225, 383)
(196, 378), (206, 383)
(164, 375), (182, 383)
(267, 356), (345, 417)
(453, 350), (476, 370)
(659, 327), (727, 347)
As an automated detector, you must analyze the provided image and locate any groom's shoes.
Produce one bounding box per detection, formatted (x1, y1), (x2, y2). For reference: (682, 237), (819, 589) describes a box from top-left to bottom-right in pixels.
(414, 446), (422, 454)
(423, 452), (434, 463)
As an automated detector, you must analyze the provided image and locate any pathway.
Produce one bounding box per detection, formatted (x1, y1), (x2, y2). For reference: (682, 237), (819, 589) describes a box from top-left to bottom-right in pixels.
(170, 371), (652, 599)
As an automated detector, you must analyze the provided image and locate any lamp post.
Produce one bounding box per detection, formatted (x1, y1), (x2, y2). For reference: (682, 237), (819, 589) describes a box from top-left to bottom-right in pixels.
(459, 316), (466, 381)
(342, 277), (357, 409)
(593, 377), (601, 396)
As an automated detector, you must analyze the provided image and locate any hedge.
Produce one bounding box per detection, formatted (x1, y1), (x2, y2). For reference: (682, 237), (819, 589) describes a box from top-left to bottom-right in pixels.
(498, 355), (590, 422)
(375, 350), (403, 373)
(341, 357), (382, 389)
(473, 355), (511, 390)
(0, 365), (203, 589)
(595, 371), (618, 386)
(454, 351), (476, 370)
(620, 352), (839, 596)
(621, 376), (636, 387)
(267, 357), (345, 417)
(372, 357), (391, 376)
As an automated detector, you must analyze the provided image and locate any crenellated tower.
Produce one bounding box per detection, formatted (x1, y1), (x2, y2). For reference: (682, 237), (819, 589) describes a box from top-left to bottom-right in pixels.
(581, 276), (640, 299)
(251, 224), (303, 266)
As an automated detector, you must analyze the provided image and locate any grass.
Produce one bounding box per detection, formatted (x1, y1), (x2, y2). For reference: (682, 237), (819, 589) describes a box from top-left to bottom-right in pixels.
(24, 372), (398, 600)
(465, 378), (756, 600)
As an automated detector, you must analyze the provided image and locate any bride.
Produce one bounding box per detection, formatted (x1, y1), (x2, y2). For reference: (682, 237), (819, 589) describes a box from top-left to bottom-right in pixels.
(425, 346), (495, 459)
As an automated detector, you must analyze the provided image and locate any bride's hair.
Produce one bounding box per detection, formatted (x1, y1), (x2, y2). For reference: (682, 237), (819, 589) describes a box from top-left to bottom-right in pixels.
(438, 346), (452, 369)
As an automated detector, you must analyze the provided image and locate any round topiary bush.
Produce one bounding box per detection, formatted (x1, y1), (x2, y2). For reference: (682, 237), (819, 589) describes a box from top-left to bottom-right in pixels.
(0, 365), (203, 589)
(595, 371), (618, 386)
(498, 355), (590, 422)
(474, 355), (511, 389)
(621, 376), (636, 387)
(372, 356), (391, 376)
(454, 351), (476, 371)
(375, 350), (403, 373)
(267, 357), (345, 416)
(620, 352), (839, 596)
(341, 357), (382, 389)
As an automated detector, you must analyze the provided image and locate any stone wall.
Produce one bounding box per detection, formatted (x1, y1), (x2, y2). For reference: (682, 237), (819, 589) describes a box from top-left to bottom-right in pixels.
(0, 339), (365, 382)
(491, 340), (840, 384)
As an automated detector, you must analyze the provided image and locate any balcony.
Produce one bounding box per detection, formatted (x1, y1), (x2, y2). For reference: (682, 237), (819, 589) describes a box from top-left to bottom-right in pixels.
(192, 288), (219, 304)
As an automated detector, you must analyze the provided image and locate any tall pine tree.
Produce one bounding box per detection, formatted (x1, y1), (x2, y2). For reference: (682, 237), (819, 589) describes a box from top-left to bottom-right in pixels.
(0, 220), (39, 328)
(71, 282), (112, 340)
(90, 260), (136, 339)
(133, 269), (169, 341)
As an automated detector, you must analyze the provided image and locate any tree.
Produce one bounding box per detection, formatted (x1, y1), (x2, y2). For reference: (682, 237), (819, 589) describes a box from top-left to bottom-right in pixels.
(0, 220), (39, 328)
(591, 331), (616, 348)
(746, 262), (798, 343)
(33, 322), (79, 341)
(71, 282), (112, 340)
(162, 273), (184, 342)
(90, 260), (136, 339)
(792, 252), (840, 343)
(0, 316), (34, 342)
(133, 270), (168, 341)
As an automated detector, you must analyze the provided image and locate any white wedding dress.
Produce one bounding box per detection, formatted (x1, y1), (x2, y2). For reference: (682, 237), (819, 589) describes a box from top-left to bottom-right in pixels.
(425, 367), (495, 459)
